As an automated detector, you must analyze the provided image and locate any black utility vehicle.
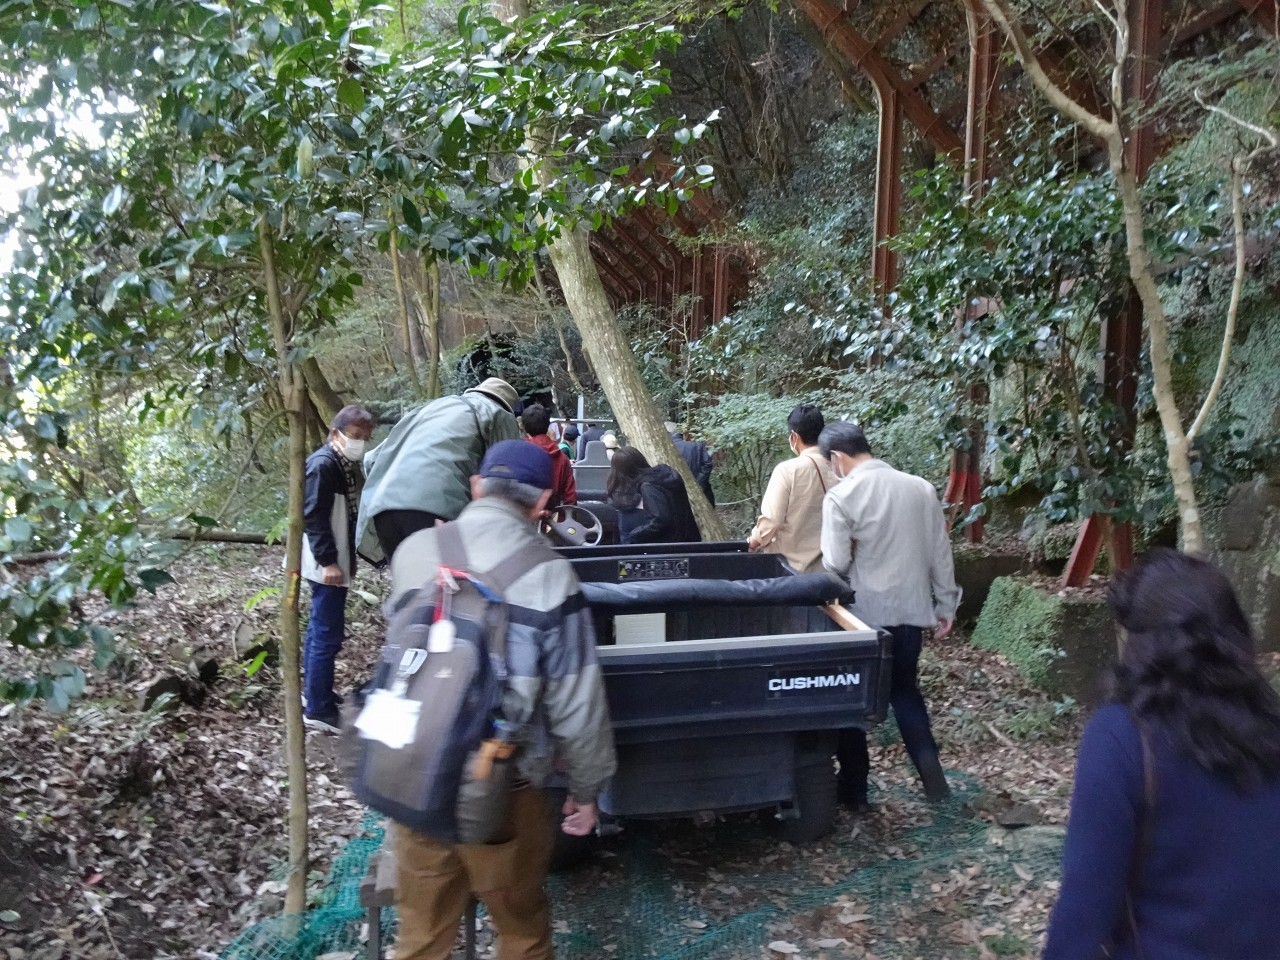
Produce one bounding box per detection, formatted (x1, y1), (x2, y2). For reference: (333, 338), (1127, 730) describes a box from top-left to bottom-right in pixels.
(558, 539), (892, 846)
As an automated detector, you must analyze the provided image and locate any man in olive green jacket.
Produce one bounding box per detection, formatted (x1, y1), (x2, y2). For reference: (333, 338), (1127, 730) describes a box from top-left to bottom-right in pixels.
(355, 377), (520, 563)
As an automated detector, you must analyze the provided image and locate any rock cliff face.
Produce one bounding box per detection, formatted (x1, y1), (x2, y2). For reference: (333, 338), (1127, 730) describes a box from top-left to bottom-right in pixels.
(971, 576), (1115, 702)
(1206, 474), (1280, 653)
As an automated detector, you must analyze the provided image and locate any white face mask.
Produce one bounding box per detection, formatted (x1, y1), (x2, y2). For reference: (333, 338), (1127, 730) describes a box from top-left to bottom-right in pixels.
(338, 431), (366, 462)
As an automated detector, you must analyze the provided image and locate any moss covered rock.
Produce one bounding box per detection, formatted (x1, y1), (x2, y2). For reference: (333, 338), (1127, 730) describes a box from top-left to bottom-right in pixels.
(971, 576), (1115, 700)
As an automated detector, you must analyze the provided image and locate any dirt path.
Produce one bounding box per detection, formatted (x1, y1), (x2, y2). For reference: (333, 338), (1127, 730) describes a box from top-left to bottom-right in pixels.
(0, 547), (1083, 960)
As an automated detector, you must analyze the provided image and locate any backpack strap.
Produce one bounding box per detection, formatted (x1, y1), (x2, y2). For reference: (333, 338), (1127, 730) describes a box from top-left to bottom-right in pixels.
(432, 521), (554, 662)
(433, 522), (552, 596)
(435, 518), (468, 571)
(482, 541), (556, 596)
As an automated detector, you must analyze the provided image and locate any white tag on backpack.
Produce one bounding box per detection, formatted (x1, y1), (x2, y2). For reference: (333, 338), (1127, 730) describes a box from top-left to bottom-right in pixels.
(427, 619), (456, 654)
(354, 690), (421, 749)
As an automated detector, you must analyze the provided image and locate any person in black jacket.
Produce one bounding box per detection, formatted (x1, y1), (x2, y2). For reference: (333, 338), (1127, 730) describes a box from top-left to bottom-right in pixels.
(302, 404), (376, 733)
(607, 446), (702, 544)
(665, 420), (715, 506)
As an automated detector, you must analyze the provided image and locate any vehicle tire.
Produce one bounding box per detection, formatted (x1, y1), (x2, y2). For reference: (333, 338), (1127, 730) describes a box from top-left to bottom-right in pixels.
(772, 756), (838, 844)
(545, 788), (594, 872)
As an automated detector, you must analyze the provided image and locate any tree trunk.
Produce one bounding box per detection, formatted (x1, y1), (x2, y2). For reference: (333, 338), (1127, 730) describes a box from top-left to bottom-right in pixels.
(258, 220), (310, 916)
(390, 219), (423, 397)
(495, 0), (726, 540)
(416, 258), (443, 400)
(1110, 158), (1205, 554)
(545, 223), (728, 540)
(301, 356), (344, 427)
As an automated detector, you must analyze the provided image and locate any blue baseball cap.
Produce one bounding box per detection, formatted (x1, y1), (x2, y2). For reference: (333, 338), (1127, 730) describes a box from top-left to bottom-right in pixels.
(479, 440), (554, 490)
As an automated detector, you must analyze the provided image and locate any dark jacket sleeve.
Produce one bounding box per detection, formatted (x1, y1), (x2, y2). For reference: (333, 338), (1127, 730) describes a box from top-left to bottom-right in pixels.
(304, 450), (340, 567)
(693, 441), (713, 486)
(625, 480), (677, 544)
(1043, 706), (1143, 960)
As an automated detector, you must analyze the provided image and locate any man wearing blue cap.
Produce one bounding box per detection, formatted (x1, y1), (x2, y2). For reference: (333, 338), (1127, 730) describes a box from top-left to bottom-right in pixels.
(387, 440), (616, 960)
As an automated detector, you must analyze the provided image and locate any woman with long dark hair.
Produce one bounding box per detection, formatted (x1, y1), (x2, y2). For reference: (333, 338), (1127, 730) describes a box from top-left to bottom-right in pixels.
(1044, 549), (1280, 959)
(606, 446), (701, 544)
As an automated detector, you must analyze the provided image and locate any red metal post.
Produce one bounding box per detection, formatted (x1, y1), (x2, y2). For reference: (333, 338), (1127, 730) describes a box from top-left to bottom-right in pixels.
(793, 0), (964, 160)
(871, 86), (903, 310)
(691, 248), (705, 336)
(712, 247), (730, 325)
(1239, 0), (1280, 34)
(945, 0), (998, 543)
(1063, 0), (1162, 586)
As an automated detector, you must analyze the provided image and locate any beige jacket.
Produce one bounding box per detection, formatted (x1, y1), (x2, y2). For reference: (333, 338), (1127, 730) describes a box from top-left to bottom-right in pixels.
(750, 448), (833, 573)
(821, 459), (961, 628)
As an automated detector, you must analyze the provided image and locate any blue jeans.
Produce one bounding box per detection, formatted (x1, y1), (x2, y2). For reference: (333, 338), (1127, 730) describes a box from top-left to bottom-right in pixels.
(303, 580), (347, 718)
(837, 624), (940, 801)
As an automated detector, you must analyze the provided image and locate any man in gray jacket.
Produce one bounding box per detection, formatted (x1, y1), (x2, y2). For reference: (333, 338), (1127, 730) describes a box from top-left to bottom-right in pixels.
(819, 421), (961, 806)
(356, 377), (520, 563)
(389, 440), (616, 960)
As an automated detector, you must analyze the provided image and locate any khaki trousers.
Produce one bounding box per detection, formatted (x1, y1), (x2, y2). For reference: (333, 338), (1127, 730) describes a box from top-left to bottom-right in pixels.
(392, 786), (555, 960)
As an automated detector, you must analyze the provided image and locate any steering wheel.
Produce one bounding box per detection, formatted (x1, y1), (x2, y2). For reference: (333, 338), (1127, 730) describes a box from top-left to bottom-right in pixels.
(540, 505), (604, 547)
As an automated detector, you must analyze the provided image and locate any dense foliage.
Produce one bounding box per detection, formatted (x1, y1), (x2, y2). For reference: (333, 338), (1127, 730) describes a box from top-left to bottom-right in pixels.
(0, 0), (714, 701)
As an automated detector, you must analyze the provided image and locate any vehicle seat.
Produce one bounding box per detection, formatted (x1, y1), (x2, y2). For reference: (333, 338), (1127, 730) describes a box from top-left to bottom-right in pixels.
(573, 440), (612, 501)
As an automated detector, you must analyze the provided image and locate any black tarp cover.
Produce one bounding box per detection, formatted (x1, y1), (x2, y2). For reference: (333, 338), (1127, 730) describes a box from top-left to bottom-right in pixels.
(579, 572), (853, 614)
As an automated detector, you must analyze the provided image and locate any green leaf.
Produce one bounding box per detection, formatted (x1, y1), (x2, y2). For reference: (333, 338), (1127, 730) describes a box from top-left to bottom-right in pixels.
(337, 77), (365, 113)
(33, 414), (58, 441)
(260, 13), (280, 47)
(137, 568), (176, 594)
(47, 681), (70, 714)
(4, 516), (33, 543)
(329, 119), (360, 144)
(188, 514), (219, 528)
(102, 184), (124, 216)
(0, 910), (18, 922)
(91, 626), (116, 670)
(401, 196), (422, 233)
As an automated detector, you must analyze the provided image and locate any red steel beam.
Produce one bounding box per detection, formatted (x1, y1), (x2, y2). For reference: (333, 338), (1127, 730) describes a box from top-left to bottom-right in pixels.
(871, 88), (904, 307)
(1170, 1), (1245, 46)
(712, 247), (730, 325)
(963, 1), (999, 197)
(604, 225), (673, 305)
(596, 235), (651, 300)
(908, 46), (956, 90)
(589, 237), (642, 299)
(947, 0), (1000, 544)
(793, 0), (964, 160)
(1239, 0), (1280, 33)
(1064, 0), (1163, 586)
(874, 0), (930, 50)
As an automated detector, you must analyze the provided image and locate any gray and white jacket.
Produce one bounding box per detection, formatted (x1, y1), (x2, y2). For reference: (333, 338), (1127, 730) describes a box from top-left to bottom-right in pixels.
(389, 496), (617, 804)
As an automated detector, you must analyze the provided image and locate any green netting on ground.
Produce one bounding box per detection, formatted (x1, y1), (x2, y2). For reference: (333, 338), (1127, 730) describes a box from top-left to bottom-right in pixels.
(220, 813), (386, 960)
(220, 771), (1066, 960)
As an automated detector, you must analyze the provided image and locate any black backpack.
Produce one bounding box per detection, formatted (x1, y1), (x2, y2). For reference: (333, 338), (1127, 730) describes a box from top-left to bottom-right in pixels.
(353, 523), (552, 843)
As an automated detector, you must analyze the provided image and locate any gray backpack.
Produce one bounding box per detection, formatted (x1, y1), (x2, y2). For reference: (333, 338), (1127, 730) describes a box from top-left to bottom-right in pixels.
(353, 523), (552, 844)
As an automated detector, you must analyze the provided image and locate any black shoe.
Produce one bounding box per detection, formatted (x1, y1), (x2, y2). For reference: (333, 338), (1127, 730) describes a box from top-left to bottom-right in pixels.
(836, 781), (870, 810)
(304, 710), (342, 735)
(915, 752), (951, 802)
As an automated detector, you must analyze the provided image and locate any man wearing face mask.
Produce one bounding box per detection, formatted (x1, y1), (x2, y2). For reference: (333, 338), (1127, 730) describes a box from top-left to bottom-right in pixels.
(819, 421), (961, 806)
(301, 404), (377, 734)
(747, 404), (833, 573)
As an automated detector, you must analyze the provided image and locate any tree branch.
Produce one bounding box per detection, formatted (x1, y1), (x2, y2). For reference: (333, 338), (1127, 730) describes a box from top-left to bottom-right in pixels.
(1185, 105), (1278, 443)
(979, 0), (1118, 141)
